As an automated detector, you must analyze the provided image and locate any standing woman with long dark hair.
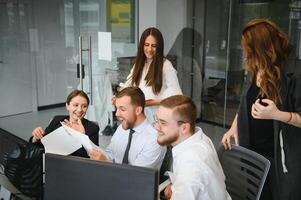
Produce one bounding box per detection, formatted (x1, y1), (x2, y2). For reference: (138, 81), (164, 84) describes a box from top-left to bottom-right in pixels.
(120, 27), (182, 122)
(222, 19), (301, 200)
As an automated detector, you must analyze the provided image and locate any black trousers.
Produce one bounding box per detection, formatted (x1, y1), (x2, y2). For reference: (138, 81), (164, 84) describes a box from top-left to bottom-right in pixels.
(260, 157), (278, 200)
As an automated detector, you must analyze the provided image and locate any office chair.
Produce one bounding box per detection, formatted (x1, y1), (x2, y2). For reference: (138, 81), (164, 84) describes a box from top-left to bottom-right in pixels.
(217, 144), (270, 200)
(159, 146), (173, 184)
(2, 142), (43, 199)
(158, 147), (173, 200)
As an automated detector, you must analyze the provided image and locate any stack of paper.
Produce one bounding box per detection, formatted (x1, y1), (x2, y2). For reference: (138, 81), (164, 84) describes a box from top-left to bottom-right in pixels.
(41, 127), (82, 155)
(41, 123), (105, 156)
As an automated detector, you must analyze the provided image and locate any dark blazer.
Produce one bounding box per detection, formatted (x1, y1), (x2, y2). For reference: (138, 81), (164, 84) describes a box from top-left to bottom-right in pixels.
(237, 57), (301, 200)
(30, 115), (99, 158)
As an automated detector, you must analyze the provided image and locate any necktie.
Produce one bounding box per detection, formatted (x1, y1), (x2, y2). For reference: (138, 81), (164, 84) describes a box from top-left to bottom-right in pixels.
(122, 129), (135, 164)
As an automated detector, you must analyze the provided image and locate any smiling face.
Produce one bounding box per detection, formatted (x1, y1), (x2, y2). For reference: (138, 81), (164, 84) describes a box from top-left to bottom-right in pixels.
(154, 106), (182, 146)
(115, 96), (141, 130)
(66, 95), (88, 122)
(144, 35), (157, 62)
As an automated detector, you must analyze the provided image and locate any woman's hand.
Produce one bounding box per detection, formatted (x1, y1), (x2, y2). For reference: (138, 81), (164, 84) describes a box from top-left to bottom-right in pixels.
(221, 114), (239, 150)
(63, 119), (86, 134)
(222, 128), (239, 150)
(251, 99), (278, 120)
(145, 99), (161, 107)
(252, 99), (301, 127)
(32, 127), (45, 142)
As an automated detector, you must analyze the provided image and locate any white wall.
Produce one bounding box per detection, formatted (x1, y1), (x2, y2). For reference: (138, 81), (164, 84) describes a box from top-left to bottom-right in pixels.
(139, 0), (203, 116)
(157, 0), (187, 54)
(138, 0), (157, 39)
(139, 0), (187, 54)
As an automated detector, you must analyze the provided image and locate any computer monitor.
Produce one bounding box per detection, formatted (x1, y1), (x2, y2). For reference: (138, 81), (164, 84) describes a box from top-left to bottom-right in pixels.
(44, 154), (159, 200)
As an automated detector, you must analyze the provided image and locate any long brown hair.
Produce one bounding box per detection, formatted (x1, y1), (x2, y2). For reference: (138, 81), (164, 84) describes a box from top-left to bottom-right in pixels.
(131, 27), (164, 94)
(242, 19), (289, 104)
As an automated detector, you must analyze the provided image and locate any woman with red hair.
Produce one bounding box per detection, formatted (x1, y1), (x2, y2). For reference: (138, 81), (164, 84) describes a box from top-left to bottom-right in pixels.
(222, 19), (301, 199)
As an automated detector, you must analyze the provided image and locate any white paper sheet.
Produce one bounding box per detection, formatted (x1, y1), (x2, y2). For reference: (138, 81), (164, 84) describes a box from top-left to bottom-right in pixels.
(41, 127), (82, 155)
(60, 123), (92, 150)
(158, 171), (174, 194)
(98, 32), (112, 61)
(158, 179), (171, 193)
(60, 122), (106, 155)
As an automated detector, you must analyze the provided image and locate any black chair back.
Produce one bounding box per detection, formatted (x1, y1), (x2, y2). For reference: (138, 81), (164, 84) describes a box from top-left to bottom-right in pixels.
(1, 128), (43, 199)
(217, 145), (270, 200)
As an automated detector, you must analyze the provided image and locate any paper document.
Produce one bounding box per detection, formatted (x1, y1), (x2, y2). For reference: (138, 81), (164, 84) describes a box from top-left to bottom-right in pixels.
(98, 32), (112, 61)
(60, 123), (93, 150)
(167, 171), (175, 183)
(158, 179), (171, 193)
(60, 122), (106, 155)
(41, 127), (82, 155)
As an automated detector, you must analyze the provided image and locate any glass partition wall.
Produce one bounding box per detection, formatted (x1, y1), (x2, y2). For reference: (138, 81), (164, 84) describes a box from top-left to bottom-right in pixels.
(1, 0), (299, 131)
(0, 0), (137, 130)
(201, 0), (293, 127)
(0, 1), (34, 117)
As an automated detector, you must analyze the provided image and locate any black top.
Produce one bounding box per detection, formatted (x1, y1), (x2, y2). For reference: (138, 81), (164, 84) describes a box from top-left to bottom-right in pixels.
(247, 82), (274, 157)
(29, 115), (99, 158)
(237, 51), (301, 199)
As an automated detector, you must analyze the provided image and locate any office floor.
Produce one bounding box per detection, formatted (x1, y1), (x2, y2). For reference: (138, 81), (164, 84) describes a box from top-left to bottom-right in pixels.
(0, 107), (226, 150)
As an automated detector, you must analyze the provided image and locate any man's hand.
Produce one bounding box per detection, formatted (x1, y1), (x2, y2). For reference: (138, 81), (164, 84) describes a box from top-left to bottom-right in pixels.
(164, 184), (173, 199)
(63, 119), (86, 134)
(32, 127), (45, 142)
(89, 149), (110, 162)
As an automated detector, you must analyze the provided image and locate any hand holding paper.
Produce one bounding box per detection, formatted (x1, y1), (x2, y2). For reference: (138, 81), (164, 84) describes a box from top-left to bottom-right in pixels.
(63, 119), (86, 134)
(61, 122), (107, 156)
(41, 127), (82, 155)
(42, 121), (107, 157)
(89, 149), (110, 162)
(61, 122), (93, 151)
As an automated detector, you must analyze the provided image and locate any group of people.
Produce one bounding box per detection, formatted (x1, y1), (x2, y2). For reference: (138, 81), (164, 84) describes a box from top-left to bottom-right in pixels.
(30, 19), (301, 200)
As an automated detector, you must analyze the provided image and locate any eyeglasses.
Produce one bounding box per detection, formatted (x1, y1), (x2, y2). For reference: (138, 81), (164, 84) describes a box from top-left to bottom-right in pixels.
(153, 115), (187, 126)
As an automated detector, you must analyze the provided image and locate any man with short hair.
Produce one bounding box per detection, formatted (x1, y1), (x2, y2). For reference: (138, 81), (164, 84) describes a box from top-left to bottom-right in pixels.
(155, 95), (231, 200)
(89, 87), (166, 169)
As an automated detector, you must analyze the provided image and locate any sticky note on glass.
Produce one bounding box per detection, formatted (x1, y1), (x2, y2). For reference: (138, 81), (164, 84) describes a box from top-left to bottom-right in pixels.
(98, 32), (112, 61)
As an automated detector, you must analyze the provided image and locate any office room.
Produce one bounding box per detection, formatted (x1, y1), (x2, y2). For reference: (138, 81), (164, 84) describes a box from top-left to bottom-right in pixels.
(1, 0), (301, 199)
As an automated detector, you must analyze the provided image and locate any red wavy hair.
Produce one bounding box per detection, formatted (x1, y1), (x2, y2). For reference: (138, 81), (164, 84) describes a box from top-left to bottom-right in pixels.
(242, 19), (289, 104)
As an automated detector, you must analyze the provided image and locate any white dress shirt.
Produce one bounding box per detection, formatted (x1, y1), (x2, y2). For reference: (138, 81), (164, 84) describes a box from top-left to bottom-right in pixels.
(122, 59), (182, 123)
(170, 127), (231, 200)
(104, 119), (166, 169)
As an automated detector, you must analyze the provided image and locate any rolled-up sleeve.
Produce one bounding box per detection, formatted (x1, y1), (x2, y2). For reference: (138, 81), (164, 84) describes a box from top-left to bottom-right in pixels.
(120, 66), (134, 88)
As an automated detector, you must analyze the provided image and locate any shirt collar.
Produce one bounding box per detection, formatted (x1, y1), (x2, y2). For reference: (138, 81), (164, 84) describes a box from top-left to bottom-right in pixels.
(131, 119), (149, 134)
(172, 127), (203, 157)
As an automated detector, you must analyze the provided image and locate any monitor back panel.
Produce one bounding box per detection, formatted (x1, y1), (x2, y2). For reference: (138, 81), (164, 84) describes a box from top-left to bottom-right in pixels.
(44, 154), (158, 200)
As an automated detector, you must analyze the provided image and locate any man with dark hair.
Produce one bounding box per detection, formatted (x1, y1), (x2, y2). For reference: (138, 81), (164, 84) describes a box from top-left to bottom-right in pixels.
(89, 87), (166, 169)
(155, 95), (231, 200)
